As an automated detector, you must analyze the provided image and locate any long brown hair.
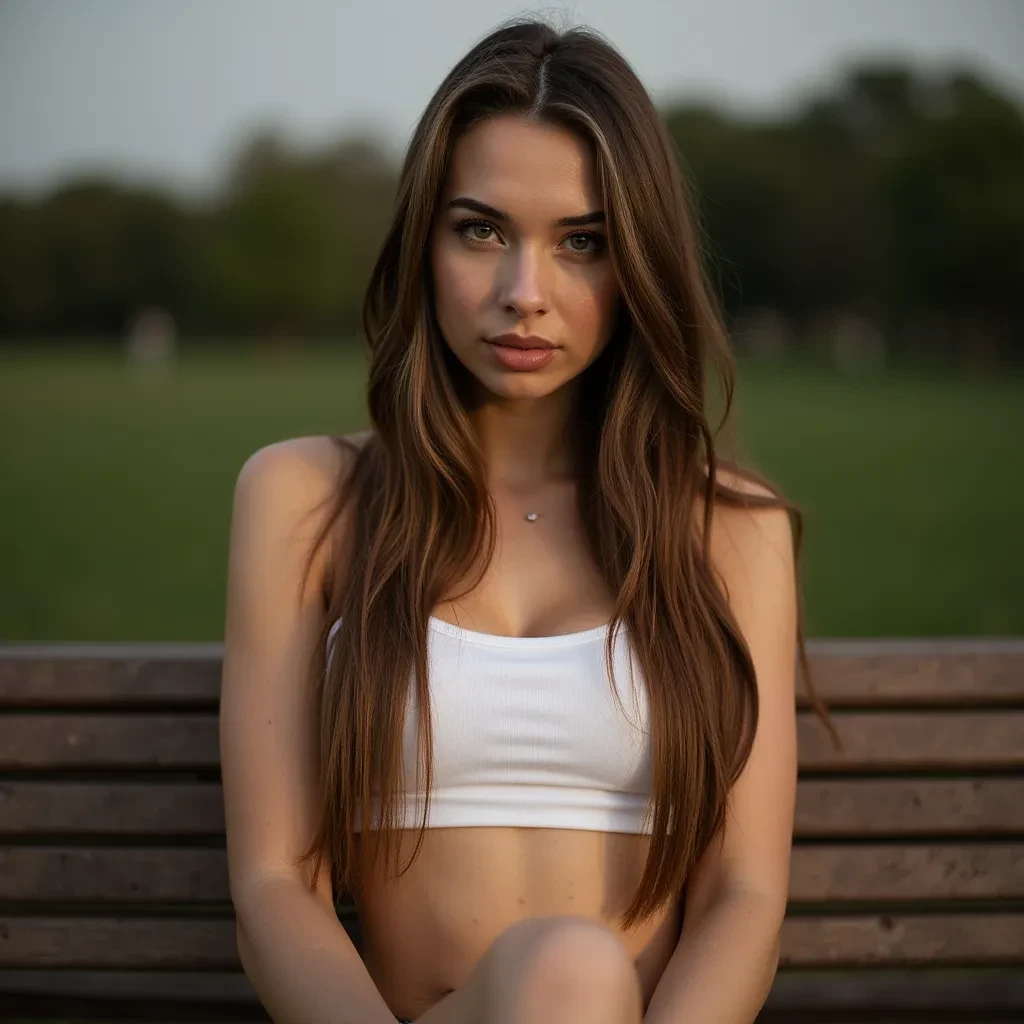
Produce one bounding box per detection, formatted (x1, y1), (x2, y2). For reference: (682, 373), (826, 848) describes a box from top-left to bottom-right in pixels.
(296, 17), (834, 930)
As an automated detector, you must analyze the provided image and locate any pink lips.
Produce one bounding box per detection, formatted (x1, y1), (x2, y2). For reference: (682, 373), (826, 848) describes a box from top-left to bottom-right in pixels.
(485, 333), (558, 371)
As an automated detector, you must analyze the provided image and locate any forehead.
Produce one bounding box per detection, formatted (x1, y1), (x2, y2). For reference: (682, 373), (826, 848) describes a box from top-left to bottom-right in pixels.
(441, 115), (601, 217)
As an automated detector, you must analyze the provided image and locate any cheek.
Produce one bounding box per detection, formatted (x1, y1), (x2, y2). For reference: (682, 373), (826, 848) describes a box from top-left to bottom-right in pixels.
(562, 268), (619, 338)
(432, 237), (489, 331)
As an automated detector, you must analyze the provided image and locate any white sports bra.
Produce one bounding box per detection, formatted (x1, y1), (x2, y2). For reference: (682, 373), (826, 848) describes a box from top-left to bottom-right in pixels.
(326, 615), (654, 834)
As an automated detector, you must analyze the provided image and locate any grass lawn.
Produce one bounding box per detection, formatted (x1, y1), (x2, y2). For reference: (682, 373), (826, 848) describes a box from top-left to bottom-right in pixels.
(1, 343), (1021, 640)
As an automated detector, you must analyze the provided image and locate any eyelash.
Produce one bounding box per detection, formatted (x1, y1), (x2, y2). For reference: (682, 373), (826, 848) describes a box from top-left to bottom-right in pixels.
(452, 217), (607, 257)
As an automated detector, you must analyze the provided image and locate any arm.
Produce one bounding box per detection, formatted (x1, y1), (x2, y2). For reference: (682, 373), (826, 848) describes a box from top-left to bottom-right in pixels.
(220, 437), (395, 1024)
(644, 490), (798, 1024)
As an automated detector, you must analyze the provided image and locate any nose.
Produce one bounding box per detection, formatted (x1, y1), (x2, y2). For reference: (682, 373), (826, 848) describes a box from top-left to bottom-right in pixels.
(498, 240), (548, 318)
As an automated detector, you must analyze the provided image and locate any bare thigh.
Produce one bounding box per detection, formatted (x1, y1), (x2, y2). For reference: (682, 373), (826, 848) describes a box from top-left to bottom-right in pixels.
(412, 915), (643, 1024)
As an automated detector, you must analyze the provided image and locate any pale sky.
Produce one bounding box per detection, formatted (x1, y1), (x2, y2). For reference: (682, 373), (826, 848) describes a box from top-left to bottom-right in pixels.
(1, 0), (1022, 198)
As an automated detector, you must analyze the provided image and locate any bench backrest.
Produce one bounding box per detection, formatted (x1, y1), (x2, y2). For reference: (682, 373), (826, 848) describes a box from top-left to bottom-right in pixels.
(1, 639), (1022, 1020)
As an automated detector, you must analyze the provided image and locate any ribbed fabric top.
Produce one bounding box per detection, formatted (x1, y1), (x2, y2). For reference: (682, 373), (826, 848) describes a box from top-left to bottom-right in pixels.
(326, 615), (653, 834)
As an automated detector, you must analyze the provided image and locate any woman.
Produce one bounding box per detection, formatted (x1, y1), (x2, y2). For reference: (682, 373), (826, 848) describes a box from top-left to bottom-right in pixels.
(220, 18), (832, 1024)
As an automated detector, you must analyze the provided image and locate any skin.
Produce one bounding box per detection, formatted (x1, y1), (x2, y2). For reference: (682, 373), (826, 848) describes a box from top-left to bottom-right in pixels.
(221, 114), (797, 1024)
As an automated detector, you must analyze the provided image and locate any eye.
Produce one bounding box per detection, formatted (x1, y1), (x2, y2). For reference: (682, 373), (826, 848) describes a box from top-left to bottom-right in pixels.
(454, 218), (500, 244)
(563, 231), (606, 257)
(452, 218), (606, 257)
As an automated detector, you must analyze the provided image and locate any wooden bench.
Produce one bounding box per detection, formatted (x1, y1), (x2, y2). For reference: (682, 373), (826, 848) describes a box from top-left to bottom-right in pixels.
(0, 639), (1022, 1022)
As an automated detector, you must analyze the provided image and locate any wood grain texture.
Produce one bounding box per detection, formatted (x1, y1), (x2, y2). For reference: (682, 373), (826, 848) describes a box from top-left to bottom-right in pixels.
(2, 639), (1022, 708)
(794, 777), (1024, 836)
(779, 913), (1024, 966)
(5, 843), (1021, 903)
(4, 710), (1021, 770)
(0, 917), (239, 968)
(0, 714), (219, 768)
(5, 778), (1022, 837)
(799, 640), (1024, 707)
(3, 913), (1020, 968)
(0, 781), (226, 835)
(789, 843), (1024, 900)
(797, 710), (1024, 771)
(0, 650), (222, 707)
(0, 847), (229, 902)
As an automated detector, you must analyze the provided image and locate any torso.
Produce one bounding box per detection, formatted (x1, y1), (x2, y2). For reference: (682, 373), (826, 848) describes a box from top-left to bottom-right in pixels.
(328, 435), (682, 1018)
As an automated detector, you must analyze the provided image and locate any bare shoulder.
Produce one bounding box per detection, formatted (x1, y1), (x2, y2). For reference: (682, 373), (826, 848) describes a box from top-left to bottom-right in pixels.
(695, 465), (796, 605)
(231, 432), (374, 600)
(233, 432), (374, 528)
(235, 432), (367, 493)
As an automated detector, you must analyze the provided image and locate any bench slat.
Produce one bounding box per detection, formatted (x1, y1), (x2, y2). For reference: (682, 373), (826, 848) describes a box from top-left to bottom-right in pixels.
(0, 847), (228, 902)
(780, 913), (1024, 966)
(794, 777), (1024, 836)
(2, 640), (1022, 708)
(0, 652), (222, 707)
(3, 843), (1022, 904)
(798, 711), (1024, 771)
(0, 714), (220, 768)
(0, 917), (239, 968)
(4, 778), (1022, 837)
(1, 966), (1022, 1020)
(788, 843), (1024, 901)
(0, 782), (226, 835)
(799, 642), (1024, 707)
(2, 914), (1020, 968)
(3, 711), (1022, 770)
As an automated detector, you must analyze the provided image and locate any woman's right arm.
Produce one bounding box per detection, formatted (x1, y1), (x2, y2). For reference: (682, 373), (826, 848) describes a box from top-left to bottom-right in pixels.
(219, 437), (395, 1024)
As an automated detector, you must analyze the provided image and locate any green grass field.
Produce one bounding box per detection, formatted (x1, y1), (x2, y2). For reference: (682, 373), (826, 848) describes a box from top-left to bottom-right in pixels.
(1, 343), (1021, 640)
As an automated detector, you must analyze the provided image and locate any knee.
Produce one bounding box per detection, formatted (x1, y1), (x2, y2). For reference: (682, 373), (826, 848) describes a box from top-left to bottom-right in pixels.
(487, 916), (640, 1015)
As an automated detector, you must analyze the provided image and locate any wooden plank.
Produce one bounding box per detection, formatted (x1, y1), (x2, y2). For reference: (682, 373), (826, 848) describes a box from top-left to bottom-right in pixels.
(0, 847), (229, 902)
(0, 967), (269, 1023)
(765, 966), (1024, 1014)
(779, 913), (1024, 966)
(4, 843), (1021, 904)
(789, 843), (1024, 901)
(794, 778), (1024, 837)
(0, 781), (225, 835)
(801, 640), (1024, 707)
(4, 778), (1022, 838)
(1, 968), (1023, 1018)
(0, 648), (222, 707)
(2, 913), (1021, 969)
(798, 711), (1024, 771)
(0, 967), (258, 1003)
(0, 917), (239, 968)
(4, 710), (1020, 771)
(2, 639), (1021, 709)
(0, 714), (219, 769)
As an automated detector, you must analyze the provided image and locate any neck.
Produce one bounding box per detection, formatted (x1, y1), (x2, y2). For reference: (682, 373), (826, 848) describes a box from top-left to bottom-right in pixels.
(467, 382), (580, 489)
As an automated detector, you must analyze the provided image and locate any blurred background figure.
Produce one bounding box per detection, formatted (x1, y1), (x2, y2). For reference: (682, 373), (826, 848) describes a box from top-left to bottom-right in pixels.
(126, 307), (178, 371)
(1, 0), (1021, 640)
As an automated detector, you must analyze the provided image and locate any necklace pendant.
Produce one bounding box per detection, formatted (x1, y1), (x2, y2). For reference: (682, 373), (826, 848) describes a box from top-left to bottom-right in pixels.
(524, 512), (539, 522)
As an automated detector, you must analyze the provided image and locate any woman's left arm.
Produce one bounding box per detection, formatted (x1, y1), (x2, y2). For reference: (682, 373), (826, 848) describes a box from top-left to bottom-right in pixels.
(645, 494), (799, 1024)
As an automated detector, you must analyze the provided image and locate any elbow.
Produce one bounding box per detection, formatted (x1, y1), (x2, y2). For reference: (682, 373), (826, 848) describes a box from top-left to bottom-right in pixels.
(234, 895), (267, 981)
(229, 873), (288, 977)
(236, 916), (254, 977)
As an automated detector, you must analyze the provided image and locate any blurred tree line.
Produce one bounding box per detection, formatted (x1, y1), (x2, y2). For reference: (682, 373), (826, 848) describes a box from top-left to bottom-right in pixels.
(0, 61), (1021, 366)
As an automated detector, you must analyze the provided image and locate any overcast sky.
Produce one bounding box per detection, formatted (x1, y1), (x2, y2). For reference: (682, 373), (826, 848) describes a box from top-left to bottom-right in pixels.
(2, 0), (1022, 198)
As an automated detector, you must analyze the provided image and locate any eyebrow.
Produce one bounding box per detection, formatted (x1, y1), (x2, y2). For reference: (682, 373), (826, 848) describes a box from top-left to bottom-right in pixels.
(448, 196), (605, 228)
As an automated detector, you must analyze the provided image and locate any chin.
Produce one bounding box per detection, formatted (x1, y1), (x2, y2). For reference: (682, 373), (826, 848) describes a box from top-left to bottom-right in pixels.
(477, 368), (563, 401)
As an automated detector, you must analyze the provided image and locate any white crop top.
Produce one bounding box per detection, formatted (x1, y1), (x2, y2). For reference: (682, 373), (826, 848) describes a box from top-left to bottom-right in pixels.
(326, 615), (653, 834)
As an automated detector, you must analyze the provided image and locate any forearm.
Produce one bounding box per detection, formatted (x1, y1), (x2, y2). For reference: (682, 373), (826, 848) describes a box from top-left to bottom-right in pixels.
(235, 874), (396, 1024)
(644, 889), (784, 1024)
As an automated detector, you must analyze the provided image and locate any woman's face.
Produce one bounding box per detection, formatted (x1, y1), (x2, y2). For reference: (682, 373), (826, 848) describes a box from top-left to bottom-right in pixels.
(430, 114), (620, 400)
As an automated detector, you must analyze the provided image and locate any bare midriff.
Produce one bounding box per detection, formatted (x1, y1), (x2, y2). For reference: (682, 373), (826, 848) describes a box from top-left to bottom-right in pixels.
(354, 826), (682, 1018)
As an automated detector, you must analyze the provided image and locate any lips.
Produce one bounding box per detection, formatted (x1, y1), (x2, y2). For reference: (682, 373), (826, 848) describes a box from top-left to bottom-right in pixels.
(487, 333), (557, 350)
